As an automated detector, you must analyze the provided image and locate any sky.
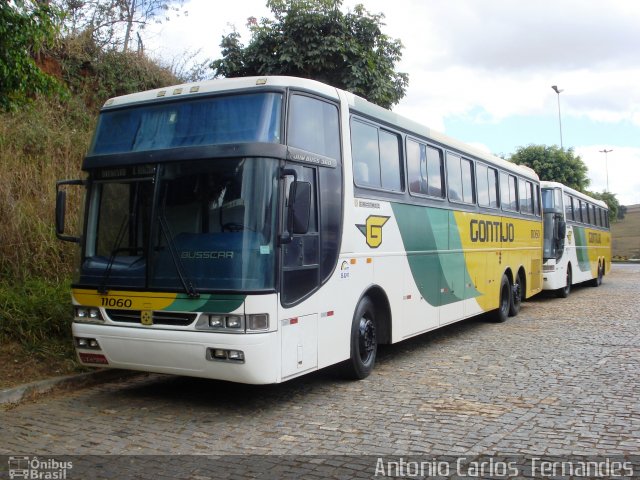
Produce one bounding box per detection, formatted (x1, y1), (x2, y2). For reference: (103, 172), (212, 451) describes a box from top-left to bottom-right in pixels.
(145, 0), (640, 205)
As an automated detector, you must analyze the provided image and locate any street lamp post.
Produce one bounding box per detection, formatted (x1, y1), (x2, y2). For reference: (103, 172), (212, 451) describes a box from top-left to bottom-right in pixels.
(599, 149), (613, 192)
(551, 85), (564, 149)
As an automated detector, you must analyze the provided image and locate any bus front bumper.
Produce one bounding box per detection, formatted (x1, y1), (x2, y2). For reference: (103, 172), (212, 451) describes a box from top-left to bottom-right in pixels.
(72, 323), (281, 384)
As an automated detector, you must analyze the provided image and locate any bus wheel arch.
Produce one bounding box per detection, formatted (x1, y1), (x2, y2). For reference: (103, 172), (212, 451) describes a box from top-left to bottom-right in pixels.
(342, 286), (391, 380)
(556, 263), (572, 298)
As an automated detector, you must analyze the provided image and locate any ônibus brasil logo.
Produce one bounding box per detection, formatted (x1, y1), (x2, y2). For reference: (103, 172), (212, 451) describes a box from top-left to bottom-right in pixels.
(8, 456), (73, 479)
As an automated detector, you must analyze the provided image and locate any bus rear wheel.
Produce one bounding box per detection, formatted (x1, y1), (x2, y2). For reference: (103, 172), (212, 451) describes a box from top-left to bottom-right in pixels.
(556, 266), (572, 298)
(492, 274), (511, 323)
(590, 262), (603, 287)
(509, 272), (523, 317)
(344, 297), (377, 380)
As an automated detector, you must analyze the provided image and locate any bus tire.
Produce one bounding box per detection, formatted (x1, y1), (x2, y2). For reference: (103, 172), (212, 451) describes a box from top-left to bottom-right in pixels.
(492, 274), (511, 323)
(590, 262), (603, 287)
(556, 265), (572, 298)
(509, 272), (523, 317)
(344, 297), (377, 380)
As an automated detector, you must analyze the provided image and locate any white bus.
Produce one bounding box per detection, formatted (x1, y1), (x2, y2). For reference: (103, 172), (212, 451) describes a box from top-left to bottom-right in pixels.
(56, 76), (543, 384)
(541, 181), (611, 297)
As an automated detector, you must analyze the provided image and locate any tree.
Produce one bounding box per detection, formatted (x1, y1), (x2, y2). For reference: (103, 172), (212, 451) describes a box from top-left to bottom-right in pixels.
(210, 0), (409, 109)
(57, 0), (184, 52)
(0, 0), (62, 110)
(588, 191), (621, 223)
(509, 145), (590, 192)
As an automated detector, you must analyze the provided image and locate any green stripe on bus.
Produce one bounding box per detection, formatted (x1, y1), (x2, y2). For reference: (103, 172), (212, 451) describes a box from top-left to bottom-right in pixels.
(573, 227), (591, 272)
(391, 203), (479, 306)
(166, 294), (246, 313)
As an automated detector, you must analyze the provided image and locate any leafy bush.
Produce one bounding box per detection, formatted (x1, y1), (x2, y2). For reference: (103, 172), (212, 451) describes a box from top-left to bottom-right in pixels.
(0, 278), (72, 345)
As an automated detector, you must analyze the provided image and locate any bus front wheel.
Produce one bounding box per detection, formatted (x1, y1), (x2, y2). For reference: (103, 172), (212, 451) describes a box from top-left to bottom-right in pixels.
(344, 297), (377, 380)
(493, 274), (511, 323)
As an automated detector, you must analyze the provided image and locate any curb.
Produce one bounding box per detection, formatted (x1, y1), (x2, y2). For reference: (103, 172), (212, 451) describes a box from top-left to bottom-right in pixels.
(0, 369), (143, 406)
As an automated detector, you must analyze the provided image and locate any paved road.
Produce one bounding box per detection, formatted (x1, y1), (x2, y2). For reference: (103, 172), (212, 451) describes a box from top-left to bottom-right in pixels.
(1, 264), (639, 478)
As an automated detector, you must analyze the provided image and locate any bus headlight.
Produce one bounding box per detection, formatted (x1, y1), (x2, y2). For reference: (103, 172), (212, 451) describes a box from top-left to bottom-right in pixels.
(74, 306), (104, 322)
(225, 315), (243, 329)
(208, 315), (225, 328)
(196, 313), (269, 333)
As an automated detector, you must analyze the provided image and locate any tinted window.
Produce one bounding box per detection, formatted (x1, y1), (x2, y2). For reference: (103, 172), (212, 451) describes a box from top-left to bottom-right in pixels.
(506, 175), (518, 211)
(351, 119), (402, 192)
(408, 140), (444, 198)
(500, 172), (509, 210)
(92, 93), (283, 155)
(489, 168), (499, 208)
(352, 120), (380, 188)
(379, 130), (402, 191)
(577, 200), (583, 222)
(477, 164), (498, 208)
(447, 154), (463, 202)
(519, 180), (533, 214)
(564, 194), (573, 220)
(477, 164), (489, 206)
(461, 158), (475, 204)
(426, 146), (444, 197)
(288, 95), (340, 159)
(584, 202), (590, 223)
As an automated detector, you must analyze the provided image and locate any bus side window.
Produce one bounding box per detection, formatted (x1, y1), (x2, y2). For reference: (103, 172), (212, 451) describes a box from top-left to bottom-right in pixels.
(499, 172), (509, 210)
(564, 194), (573, 220)
(379, 130), (403, 192)
(446, 153), (462, 202)
(351, 119), (402, 192)
(288, 94), (340, 160)
(408, 140), (444, 198)
(426, 146), (444, 197)
(507, 174), (518, 211)
(477, 163), (489, 206)
(461, 158), (475, 204)
(477, 163), (497, 208)
(351, 120), (380, 188)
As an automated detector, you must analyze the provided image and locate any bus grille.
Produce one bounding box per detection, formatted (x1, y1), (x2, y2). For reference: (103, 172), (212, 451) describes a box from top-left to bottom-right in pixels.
(106, 309), (197, 326)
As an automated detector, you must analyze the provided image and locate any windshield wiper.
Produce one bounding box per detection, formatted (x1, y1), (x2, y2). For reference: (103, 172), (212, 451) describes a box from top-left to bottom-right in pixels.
(157, 214), (200, 298)
(98, 214), (129, 295)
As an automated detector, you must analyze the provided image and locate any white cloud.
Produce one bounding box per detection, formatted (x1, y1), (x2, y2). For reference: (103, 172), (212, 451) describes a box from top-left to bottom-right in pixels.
(143, 0), (640, 204)
(577, 146), (640, 205)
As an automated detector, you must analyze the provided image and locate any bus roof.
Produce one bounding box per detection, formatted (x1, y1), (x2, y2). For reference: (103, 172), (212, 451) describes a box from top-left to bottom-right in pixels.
(541, 181), (608, 209)
(101, 75), (538, 181)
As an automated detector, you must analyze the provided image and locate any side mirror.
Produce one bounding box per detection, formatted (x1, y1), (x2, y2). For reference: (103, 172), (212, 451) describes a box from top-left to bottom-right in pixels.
(290, 181), (311, 234)
(55, 179), (84, 243)
(55, 190), (67, 236)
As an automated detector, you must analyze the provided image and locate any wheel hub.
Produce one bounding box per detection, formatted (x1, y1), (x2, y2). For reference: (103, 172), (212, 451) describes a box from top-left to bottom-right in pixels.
(359, 317), (376, 361)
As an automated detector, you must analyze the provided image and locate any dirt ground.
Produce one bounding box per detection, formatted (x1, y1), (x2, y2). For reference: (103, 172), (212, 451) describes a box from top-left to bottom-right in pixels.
(0, 341), (85, 390)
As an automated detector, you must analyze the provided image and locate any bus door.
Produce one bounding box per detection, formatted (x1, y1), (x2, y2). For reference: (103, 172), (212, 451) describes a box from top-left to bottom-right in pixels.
(278, 164), (320, 379)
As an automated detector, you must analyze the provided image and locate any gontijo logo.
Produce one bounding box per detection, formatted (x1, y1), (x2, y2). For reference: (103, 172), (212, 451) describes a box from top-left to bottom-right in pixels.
(356, 215), (390, 248)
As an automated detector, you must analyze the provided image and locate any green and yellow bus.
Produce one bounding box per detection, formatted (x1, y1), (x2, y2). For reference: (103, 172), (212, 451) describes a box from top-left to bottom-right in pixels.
(56, 76), (543, 384)
(541, 181), (611, 297)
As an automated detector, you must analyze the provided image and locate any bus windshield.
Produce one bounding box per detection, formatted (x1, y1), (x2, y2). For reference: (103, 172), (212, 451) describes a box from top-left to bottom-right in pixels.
(90, 92), (283, 155)
(80, 158), (279, 292)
